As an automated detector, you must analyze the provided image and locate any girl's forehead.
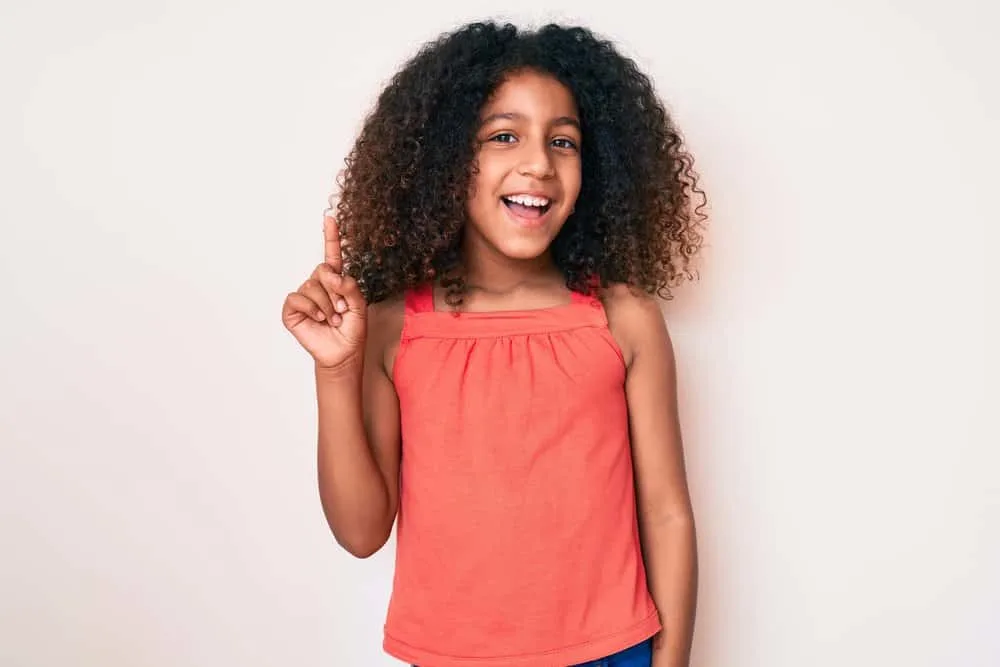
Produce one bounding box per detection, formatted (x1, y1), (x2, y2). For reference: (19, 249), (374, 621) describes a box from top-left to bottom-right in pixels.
(480, 70), (579, 118)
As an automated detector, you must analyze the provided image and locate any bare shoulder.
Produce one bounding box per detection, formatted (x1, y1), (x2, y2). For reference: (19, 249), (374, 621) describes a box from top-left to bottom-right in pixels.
(366, 294), (406, 377)
(368, 293), (405, 330)
(599, 283), (672, 370)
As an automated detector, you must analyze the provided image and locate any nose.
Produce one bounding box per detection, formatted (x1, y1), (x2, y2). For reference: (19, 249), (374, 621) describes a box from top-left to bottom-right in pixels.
(517, 139), (555, 179)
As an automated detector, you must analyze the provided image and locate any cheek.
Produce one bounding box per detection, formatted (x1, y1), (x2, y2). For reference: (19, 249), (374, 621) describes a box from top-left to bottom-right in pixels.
(562, 163), (583, 203)
(468, 163), (505, 207)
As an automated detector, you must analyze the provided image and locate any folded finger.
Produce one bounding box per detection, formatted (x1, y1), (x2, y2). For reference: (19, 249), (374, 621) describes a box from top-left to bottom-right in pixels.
(299, 279), (336, 321)
(285, 292), (327, 323)
(318, 270), (366, 313)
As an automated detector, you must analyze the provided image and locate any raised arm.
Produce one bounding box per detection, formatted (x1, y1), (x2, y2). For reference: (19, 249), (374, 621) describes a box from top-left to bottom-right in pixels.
(282, 216), (402, 557)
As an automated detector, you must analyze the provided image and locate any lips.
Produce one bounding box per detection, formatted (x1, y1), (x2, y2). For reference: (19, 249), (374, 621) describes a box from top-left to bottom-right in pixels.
(501, 196), (554, 228)
(502, 197), (551, 219)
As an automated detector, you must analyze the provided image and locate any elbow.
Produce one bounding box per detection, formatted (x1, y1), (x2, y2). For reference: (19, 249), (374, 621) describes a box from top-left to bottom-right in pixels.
(331, 521), (393, 559)
(318, 488), (396, 559)
(665, 507), (696, 525)
(663, 509), (697, 531)
(641, 501), (696, 529)
(320, 487), (396, 559)
(340, 534), (387, 559)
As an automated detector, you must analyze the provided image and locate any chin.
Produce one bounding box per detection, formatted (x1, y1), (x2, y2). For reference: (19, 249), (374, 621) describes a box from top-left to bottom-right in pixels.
(466, 208), (569, 261)
(499, 244), (552, 260)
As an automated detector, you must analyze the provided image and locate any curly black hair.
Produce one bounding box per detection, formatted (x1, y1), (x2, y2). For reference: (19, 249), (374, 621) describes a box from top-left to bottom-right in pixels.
(328, 21), (707, 306)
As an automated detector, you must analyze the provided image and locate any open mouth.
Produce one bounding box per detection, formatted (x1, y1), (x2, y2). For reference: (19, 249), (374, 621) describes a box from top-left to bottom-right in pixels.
(501, 195), (553, 220)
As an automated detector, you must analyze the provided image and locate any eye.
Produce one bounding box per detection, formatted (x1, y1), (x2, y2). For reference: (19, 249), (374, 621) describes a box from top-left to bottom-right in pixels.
(489, 132), (517, 143)
(552, 138), (578, 150)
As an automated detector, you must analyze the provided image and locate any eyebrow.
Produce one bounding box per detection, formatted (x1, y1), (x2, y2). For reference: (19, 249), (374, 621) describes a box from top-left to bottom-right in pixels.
(480, 112), (581, 130)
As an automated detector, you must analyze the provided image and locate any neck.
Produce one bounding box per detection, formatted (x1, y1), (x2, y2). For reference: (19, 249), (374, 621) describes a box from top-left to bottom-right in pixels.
(461, 238), (560, 294)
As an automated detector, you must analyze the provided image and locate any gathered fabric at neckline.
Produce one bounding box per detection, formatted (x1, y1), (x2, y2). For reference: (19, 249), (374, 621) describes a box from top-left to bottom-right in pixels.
(401, 282), (610, 339)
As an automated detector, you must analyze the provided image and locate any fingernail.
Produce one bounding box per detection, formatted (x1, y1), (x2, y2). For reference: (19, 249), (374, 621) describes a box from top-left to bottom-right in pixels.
(316, 311), (326, 321)
(336, 299), (347, 312)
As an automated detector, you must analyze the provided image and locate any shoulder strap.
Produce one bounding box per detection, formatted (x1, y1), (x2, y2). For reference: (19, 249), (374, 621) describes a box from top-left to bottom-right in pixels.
(404, 282), (434, 315)
(570, 275), (604, 306)
(570, 279), (610, 325)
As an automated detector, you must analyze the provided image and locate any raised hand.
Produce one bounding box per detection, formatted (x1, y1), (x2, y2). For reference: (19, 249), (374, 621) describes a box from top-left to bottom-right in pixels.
(282, 215), (368, 370)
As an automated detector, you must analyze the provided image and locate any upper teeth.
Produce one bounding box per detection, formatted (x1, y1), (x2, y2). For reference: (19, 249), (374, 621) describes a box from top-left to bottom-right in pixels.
(505, 194), (549, 207)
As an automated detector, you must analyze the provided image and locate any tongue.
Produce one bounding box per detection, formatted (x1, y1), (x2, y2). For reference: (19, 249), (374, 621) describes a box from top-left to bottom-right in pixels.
(506, 201), (544, 219)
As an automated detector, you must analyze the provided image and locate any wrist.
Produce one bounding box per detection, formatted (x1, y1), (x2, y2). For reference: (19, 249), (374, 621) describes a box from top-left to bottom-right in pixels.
(651, 649), (689, 667)
(314, 357), (363, 382)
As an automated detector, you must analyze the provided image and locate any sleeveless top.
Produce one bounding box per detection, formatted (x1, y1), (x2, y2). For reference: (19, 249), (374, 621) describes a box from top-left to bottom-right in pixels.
(382, 283), (661, 667)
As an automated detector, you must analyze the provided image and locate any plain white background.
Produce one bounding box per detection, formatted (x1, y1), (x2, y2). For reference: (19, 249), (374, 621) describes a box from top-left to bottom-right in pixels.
(1, 0), (996, 665)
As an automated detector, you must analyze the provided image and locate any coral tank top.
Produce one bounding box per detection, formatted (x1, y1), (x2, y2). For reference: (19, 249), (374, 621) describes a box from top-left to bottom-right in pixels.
(383, 283), (661, 667)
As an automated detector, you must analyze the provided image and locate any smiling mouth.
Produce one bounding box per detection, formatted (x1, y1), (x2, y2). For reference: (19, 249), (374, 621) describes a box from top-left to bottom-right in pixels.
(501, 196), (553, 220)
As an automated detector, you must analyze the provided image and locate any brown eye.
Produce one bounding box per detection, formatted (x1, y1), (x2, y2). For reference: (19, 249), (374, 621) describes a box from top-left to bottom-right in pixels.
(489, 133), (516, 143)
(552, 138), (578, 150)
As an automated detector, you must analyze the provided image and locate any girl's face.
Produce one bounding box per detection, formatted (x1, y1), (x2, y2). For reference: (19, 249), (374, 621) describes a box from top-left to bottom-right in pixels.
(464, 69), (582, 264)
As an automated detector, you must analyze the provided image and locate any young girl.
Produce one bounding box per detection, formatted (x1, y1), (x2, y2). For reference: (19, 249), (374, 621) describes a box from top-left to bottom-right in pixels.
(282, 21), (705, 667)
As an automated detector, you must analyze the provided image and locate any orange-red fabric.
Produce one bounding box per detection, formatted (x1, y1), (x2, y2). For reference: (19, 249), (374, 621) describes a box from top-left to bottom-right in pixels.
(383, 284), (661, 666)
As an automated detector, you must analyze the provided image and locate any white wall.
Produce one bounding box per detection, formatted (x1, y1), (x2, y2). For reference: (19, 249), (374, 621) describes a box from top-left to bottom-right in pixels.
(1, 1), (996, 665)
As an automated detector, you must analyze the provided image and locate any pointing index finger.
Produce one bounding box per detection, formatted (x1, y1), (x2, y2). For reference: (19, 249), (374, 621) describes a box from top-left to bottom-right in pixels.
(323, 215), (342, 271)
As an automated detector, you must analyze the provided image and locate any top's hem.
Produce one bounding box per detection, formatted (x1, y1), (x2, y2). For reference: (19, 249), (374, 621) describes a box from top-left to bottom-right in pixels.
(382, 609), (662, 666)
